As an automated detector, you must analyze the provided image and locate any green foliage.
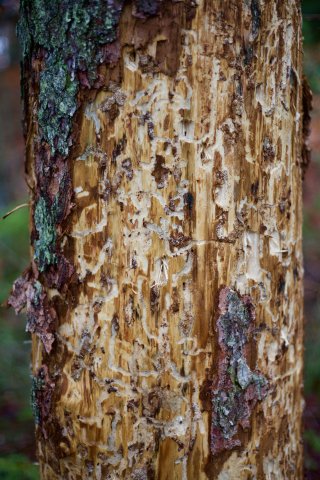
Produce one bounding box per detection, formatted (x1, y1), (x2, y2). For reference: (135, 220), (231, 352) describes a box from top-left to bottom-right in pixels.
(0, 311), (35, 467)
(0, 203), (29, 303)
(302, 0), (320, 46)
(302, 2), (320, 94)
(0, 454), (39, 480)
(0, 315), (32, 416)
(304, 301), (320, 396)
(303, 49), (320, 94)
(0, 205), (36, 467)
(303, 19), (320, 46)
(304, 429), (320, 453)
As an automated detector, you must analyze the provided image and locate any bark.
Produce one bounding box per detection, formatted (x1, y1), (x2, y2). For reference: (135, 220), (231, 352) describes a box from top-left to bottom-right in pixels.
(10, 0), (305, 478)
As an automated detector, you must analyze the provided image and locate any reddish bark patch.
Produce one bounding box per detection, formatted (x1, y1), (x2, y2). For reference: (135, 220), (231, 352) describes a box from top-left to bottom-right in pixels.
(209, 287), (268, 456)
(7, 269), (32, 313)
(8, 272), (57, 353)
(46, 255), (76, 292)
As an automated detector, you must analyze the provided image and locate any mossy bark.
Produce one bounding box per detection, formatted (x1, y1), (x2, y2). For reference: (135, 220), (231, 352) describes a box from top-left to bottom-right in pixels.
(13, 0), (305, 478)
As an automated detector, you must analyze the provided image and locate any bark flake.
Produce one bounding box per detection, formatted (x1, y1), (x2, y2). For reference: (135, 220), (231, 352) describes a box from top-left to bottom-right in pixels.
(210, 287), (268, 456)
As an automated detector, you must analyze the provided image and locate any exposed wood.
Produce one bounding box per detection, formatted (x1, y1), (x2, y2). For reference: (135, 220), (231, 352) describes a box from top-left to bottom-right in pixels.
(11, 1), (305, 478)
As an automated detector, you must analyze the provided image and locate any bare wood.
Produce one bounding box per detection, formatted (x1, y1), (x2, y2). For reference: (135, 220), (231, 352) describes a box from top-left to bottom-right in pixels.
(12, 1), (305, 478)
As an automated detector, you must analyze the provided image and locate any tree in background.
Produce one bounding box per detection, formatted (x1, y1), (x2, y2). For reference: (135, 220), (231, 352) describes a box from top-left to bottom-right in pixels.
(9, 1), (308, 478)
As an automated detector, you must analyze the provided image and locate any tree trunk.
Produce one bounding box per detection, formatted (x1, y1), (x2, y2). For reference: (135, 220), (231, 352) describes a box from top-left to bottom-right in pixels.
(10, 0), (306, 478)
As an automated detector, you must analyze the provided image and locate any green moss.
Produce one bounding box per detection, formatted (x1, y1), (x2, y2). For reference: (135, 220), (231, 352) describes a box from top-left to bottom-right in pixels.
(18, 1), (162, 271)
(31, 375), (45, 425)
(18, 1), (167, 273)
(33, 177), (72, 270)
(38, 61), (78, 156)
(18, 0), (125, 156)
(34, 197), (57, 272)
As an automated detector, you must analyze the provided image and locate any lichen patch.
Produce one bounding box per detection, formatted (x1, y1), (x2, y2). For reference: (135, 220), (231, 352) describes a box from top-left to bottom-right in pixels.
(210, 287), (268, 456)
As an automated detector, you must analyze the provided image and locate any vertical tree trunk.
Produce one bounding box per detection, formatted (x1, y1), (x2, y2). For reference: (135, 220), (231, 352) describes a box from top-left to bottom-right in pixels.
(10, 0), (305, 478)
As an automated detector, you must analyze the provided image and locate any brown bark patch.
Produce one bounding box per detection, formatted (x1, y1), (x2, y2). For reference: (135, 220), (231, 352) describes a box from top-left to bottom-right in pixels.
(203, 287), (268, 473)
(152, 155), (170, 188)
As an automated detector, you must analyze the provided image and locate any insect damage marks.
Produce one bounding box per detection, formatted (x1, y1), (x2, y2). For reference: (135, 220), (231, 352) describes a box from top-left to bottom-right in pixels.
(18, 0), (197, 284)
(203, 287), (268, 472)
(14, 0), (131, 445)
(18, 0), (121, 280)
(15, 1), (200, 469)
(15, 1), (142, 354)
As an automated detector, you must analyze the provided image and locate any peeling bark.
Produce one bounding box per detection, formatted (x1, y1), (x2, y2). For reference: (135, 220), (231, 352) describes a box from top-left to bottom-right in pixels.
(15, 0), (304, 478)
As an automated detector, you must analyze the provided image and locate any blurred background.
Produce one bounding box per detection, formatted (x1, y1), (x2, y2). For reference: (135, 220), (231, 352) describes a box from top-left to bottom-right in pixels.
(0, 1), (319, 478)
